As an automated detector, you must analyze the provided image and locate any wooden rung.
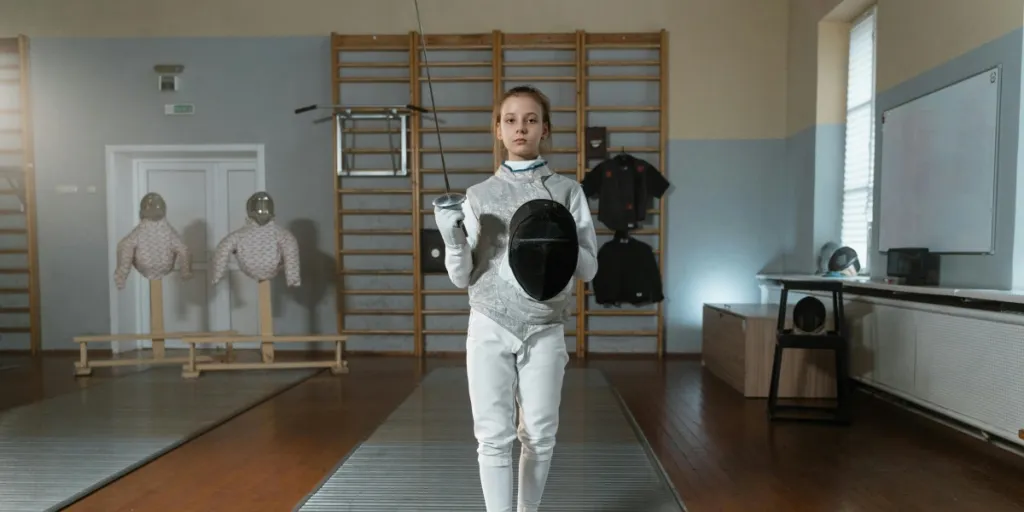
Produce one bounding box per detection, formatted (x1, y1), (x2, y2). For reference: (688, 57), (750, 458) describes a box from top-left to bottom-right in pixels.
(421, 289), (466, 295)
(585, 330), (658, 336)
(338, 188), (410, 195)
(587, 60), (660, 66)
(0, 267), (28, 274)
(586, 75), (659, 81)
(335, 77), (411, 83)
(339, 269), (413, 276)
(342, 329), (415, 335)
(501, 76), (576, 82)
(418, 61), (491, 67)
(339, 249), (413, 255)
(344, 309), (415, 315)
(504, 61), (575, 67)
(504, 44), (576, 50)
(339, 209), (413, 215)
(587, 309), (657, 316)
(340, 228), (412, 235)
(0, 306), (29, 313)
(0, 228), (27, 234)
(0, 287), (28, 294)
(343, 289), (413, 295)
(0, 326), (29, 333)
(585, 43), (660, 49)
(337, 62), (408, 68)
(417, 76), (493, 83)
(585, 32), (662, 44)
(420, 45), (492, 51)
(0, 109), (21, 114)
(0, 64), (19, 70)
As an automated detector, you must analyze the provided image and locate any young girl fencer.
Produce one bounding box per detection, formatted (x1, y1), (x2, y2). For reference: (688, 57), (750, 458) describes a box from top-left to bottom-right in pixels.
(433, 85), (599, 511)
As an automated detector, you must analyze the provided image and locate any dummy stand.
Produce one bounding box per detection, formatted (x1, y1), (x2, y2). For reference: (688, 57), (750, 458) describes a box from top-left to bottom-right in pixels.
(74, 279), (222, 377)
(179, 280), (348, 379)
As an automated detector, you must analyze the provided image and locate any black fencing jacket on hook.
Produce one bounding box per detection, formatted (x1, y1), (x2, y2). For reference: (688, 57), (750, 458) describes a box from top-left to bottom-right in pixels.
(581, 153), (670, 231)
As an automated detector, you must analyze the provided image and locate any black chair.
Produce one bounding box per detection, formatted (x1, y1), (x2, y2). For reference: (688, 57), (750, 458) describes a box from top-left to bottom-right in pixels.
(767, 280), (851, 424)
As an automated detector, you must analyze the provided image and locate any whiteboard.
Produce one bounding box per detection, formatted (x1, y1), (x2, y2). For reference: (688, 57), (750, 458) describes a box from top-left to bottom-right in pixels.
(877, 66), (1000, 253)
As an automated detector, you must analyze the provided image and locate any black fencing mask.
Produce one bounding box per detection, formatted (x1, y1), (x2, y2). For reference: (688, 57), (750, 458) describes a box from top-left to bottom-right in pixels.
(507, 199), (579, 301)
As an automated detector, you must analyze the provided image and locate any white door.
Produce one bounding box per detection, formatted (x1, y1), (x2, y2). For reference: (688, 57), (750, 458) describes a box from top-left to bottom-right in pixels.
(133, 158), (264, 349)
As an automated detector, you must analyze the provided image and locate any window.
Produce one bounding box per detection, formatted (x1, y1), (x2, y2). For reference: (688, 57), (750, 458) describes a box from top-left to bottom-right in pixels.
(841, 7), (877, 271)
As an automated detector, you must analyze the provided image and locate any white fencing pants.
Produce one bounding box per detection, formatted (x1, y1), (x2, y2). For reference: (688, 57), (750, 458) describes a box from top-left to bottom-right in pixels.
(466, 310), (569, 512)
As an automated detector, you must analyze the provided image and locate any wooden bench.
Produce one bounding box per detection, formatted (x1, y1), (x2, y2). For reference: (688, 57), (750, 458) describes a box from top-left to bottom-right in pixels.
(73, 331), (230, 376)
(179, 334), (348, 379)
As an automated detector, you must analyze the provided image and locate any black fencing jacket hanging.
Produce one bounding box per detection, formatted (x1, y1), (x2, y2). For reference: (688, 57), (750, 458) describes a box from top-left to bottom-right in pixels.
(590, 233), (663, 306)
(581, 153), (670, 231)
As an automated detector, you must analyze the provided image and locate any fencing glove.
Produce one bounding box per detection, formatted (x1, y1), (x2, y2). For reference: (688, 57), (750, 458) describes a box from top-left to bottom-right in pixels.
(434, 205), (467, 247)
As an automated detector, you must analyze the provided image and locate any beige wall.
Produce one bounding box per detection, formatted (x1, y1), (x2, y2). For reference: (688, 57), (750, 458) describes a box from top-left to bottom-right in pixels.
(788, 0), (1024, 136)
(0, 0), (790, 140)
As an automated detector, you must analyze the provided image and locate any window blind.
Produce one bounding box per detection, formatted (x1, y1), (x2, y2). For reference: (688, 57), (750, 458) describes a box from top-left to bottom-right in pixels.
(841, 8), (877, 271)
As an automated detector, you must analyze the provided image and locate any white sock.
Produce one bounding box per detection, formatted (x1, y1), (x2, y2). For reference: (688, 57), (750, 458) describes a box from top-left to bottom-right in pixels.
(517, 452), (552, 512)
(479, 463), (515, 512)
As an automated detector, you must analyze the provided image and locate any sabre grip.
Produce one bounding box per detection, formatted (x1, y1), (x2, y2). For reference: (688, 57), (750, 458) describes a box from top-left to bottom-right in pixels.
(294, 104), (317, 114)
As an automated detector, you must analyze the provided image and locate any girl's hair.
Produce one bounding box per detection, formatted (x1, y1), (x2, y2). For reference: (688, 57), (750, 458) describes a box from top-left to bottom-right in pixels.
(493, 85), (553, 159)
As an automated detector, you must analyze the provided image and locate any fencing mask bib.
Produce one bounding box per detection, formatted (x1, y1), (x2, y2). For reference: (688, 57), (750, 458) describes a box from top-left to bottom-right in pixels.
(507, 198), (580, 301)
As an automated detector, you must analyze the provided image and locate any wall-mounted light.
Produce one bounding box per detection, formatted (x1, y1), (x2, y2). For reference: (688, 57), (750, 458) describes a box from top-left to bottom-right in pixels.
(154, 64), (184, 92)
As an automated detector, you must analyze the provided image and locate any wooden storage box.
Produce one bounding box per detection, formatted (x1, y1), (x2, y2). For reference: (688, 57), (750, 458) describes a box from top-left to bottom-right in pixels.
(702, 303), (837, 399)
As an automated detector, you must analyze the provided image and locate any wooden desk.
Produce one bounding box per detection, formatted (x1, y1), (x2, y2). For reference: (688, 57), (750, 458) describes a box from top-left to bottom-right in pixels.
(702, 303), (837, 399)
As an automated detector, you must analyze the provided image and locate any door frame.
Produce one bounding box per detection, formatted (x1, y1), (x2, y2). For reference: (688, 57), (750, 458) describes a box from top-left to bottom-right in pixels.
(105, 144), (266, 353)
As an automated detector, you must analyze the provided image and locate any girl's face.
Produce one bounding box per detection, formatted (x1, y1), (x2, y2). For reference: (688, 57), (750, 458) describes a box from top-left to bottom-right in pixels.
(496, 94), (548, 161)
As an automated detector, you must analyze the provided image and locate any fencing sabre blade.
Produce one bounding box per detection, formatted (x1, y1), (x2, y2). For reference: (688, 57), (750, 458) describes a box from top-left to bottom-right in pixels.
(415, 0), (465, 213)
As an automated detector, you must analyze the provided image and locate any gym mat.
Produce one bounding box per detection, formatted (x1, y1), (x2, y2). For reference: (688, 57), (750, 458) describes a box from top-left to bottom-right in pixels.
(295, 367), (686, 511)
(0, 367), (318, 512)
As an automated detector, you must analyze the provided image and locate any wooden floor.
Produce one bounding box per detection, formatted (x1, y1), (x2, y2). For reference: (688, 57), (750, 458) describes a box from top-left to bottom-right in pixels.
(3, 351), (1024, 512)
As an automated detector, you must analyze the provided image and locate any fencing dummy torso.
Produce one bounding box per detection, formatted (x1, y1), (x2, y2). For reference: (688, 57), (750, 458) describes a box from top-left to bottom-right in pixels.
(211, 192), (301, 286)
(113, 193), (192, 290)
(465, 162), (583, 341)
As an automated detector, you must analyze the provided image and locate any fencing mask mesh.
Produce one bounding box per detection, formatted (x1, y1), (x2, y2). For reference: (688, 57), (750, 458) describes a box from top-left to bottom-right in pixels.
(507, 199), (580, 301)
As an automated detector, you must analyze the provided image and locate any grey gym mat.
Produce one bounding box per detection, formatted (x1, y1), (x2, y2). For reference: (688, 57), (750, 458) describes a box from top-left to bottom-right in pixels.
(295, 367), (686, 511)
(0, 367), (318, 512)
